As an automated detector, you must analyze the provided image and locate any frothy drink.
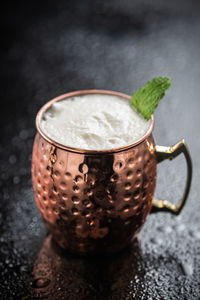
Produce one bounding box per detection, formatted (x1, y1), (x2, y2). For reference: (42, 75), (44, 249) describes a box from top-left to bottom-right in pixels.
(41, 94), (150, 150)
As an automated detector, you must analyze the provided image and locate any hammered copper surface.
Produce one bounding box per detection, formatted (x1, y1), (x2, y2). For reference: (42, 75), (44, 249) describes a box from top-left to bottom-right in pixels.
(32, 99), (157, 253)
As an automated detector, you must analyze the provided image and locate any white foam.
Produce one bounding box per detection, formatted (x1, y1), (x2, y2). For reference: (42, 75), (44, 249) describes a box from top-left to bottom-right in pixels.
(40, 94), (150, 150)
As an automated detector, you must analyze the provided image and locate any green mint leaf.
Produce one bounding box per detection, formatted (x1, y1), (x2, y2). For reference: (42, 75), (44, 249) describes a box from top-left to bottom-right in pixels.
(130, 77), (172, 120)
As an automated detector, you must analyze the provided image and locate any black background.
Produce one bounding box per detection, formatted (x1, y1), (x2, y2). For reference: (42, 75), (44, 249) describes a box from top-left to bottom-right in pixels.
(1, 1), (200, 299)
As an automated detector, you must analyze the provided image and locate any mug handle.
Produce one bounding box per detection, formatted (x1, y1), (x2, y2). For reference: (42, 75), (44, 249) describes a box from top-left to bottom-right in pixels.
(151, 139), (192, 215)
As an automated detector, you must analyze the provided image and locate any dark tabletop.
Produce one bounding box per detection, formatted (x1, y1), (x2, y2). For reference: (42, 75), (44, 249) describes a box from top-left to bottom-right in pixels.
(1, 1), (200, 299)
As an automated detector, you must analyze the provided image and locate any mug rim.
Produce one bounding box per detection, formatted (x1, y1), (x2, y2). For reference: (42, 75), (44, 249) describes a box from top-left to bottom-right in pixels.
(36, 89), (154, 154)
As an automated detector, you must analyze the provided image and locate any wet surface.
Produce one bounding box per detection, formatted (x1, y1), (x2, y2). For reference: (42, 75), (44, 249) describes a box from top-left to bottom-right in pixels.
(1, 0), (200, 299)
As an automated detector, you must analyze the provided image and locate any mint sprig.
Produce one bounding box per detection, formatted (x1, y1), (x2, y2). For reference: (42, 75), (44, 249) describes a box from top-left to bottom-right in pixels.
(131, 77), (172, 120)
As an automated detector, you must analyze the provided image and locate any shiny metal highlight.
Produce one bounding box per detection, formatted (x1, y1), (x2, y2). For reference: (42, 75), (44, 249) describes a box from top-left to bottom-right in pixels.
(152, 140), (192, 215)
(32, 90), (192, 254)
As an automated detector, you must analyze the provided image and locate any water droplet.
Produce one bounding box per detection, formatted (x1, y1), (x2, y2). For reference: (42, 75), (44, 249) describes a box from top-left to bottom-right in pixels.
(20, 265), (28, 273)
(9, 154), (17, 165)
(177, 224), (185, 232)
(190, 230), (200, 239)
(180, 261), (193, 276)
(19, 129), (29, 140)
(165, 226), (172, 234)
(13, 176), (20, 184)
(150, 237), (162, 245)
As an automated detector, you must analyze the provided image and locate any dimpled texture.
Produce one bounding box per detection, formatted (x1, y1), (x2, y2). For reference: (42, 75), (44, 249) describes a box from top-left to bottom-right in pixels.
(32, 132), (157, 254)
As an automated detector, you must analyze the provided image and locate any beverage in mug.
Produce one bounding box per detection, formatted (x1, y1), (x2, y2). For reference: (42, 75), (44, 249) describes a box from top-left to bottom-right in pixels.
(40, 93), (150, 150)
(32, 90), (192, 254)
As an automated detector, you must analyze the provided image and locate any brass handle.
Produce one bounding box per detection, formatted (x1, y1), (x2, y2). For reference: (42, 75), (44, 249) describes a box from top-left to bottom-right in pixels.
(151, 139), (192, 215)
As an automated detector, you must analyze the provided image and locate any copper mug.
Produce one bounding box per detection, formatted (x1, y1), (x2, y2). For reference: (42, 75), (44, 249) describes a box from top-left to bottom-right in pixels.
(32, 90), (192, 254)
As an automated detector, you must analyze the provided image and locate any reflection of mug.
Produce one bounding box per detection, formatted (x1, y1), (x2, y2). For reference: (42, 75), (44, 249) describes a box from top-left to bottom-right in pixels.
(26, 235), (143, 299)
(32, 90), (192, 254)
